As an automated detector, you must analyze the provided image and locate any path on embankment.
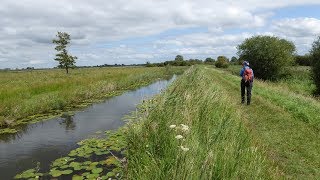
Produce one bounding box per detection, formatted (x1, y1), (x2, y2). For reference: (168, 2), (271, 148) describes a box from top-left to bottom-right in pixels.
(207, 67), (320, 179)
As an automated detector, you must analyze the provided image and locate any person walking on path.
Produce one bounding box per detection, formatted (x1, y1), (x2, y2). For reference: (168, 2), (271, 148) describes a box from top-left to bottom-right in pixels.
(240, 61), (254, 105)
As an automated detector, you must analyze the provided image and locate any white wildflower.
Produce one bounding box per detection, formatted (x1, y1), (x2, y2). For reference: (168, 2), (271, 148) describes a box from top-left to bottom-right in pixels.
(169, 124), (176, 129)
(146, 144), (149, 148)
(180, 146), (190, 152)
(180, 124), (189, 132)
(175, 135), (183, 139)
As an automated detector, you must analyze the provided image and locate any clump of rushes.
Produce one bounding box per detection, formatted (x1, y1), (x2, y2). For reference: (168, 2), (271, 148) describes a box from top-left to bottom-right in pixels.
(125, 66), (274, 179)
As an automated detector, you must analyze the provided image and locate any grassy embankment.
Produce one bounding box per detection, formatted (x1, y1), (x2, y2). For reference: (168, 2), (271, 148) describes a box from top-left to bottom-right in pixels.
(210, 66), (320, 178)
(125, 66), (274, 179)
(0, 66), (186, 134)
(126, 65), (320, 179)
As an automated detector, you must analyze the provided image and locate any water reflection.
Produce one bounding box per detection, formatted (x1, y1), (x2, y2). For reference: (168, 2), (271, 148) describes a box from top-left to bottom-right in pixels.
(59, 114), (76, 130)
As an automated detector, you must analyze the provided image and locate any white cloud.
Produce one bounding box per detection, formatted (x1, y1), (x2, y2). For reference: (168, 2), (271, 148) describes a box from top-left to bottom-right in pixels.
(1, 0), (320, 68)
(272, 18), (320, 37)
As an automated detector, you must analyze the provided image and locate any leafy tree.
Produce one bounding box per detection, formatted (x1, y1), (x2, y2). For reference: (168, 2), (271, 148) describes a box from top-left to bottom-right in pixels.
(175, 55), (184, 61)
(52, 32), (77, 74)
(310, 36), (320, 95)
(205, 57), (215, 64)
(295, 54), (312, 66)
(237, 35), (295, 81)
(215, 56), (229, 68)
(230, 56), (238, 63)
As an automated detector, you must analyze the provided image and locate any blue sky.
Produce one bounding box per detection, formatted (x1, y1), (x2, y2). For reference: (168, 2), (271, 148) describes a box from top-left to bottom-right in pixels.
(1, 0), (320, 68)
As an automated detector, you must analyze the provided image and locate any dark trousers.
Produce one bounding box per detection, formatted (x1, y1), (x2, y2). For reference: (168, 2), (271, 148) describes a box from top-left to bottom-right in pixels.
(241, 80), (253, 105)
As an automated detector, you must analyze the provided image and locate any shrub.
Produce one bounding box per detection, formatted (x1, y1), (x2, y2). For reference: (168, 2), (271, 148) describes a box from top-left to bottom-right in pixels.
(215, 56), (229, 68)
(295, 54), (312, 66)
(310, 36), (320, 95)
(237, 35), (296, 81)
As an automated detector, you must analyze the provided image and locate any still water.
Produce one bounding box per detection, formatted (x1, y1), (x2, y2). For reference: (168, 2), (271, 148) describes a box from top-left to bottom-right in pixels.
(0, 76), (176, 179)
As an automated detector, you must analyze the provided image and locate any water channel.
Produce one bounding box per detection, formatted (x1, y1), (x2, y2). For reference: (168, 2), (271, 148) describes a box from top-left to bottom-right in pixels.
(0, 76), (176, 179)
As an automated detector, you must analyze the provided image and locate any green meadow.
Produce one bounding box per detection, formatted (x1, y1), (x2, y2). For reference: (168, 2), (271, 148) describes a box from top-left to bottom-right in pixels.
(0, 66), (185, 132)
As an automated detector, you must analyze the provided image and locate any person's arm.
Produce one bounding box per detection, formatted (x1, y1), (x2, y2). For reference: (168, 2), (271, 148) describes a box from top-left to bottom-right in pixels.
(240, 68), (244, 77)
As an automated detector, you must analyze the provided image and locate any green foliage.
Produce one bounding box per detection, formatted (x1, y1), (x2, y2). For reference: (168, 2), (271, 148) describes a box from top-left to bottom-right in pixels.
(215, 56), (229, 68)
(225, 65), (315, 96)
(52, 32), (77, 74)
(230, 56), (238, 63)
(14, 169), (43, 179)
(16, 130), (126, 179)
(295, 54), (312, 66)
(310, 36), (320, 95)
(174, 55), (184, 61)
(237, 35), (296, 81)
(204, 57), (215, 64)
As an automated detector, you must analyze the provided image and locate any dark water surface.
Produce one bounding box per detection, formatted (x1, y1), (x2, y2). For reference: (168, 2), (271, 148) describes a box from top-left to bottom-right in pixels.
(0, 76), (176, 180)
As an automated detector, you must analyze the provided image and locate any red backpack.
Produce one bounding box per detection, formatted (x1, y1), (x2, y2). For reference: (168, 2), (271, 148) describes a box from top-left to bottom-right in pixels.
(244, 68), (253, 82)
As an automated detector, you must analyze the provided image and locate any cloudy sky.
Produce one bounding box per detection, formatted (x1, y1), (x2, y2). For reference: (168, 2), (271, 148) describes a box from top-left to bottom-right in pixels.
(1, 0), (320, 68)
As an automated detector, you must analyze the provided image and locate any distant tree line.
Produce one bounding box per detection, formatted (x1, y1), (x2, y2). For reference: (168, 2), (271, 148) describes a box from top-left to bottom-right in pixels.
(145, 55), (217, 67)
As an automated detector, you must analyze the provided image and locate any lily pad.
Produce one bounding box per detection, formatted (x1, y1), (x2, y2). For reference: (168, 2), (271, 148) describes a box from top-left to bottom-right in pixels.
(50, 170), (62, 177)
(86, 173), (99, 179)
(91, 168), (103, 174)
(105, 156), (120, 166)
(72, 175), (84, 180)
(106, 171), (115, 178)
(62, 169), (73, 175)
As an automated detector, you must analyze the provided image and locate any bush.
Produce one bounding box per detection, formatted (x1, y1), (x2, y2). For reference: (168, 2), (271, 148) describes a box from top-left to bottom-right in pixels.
(215, 56), (229, 68)
(237, 35), (296, 81)
(295, 54), (312, 66)
(310, 36), (320, 95)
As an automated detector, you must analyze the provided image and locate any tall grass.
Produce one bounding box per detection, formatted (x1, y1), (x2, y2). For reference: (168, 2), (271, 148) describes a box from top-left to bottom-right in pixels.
(226, 65), (316, 96)
(0, 66), (186, 126)
(125, 66), (273, 179)
(210, 67), (320, 178)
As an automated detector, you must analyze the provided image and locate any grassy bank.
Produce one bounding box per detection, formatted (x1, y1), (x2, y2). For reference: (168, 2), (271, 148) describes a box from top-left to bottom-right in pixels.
(125, 66), (274, 179)
(209, 67), (320, 178)
(0, 66), (186, 132)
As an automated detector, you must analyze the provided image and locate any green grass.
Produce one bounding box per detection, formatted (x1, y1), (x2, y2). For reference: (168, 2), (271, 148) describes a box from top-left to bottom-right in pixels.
(125, 66), (275, 179)
(124, 65), (320, 179)
(13, 65), (320, 179)
(209, 66), (320, 179)
(0, 66), (186, 128)
(226, 65), (316, 96)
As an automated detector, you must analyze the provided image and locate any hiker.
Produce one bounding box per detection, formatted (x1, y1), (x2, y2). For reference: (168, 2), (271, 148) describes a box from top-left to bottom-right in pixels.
(240, 61), (254, 105)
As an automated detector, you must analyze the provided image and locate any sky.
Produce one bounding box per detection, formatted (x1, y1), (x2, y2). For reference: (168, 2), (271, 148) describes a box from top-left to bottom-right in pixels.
(1, 0), (320, 69)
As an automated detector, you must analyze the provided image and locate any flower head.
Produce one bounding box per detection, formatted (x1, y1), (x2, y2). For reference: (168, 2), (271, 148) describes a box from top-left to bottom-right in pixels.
(175, 135), (183, 139)
(180, 146), (190, 152)
(180, 124), (189, 132)
(169, 124), (176, 129)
